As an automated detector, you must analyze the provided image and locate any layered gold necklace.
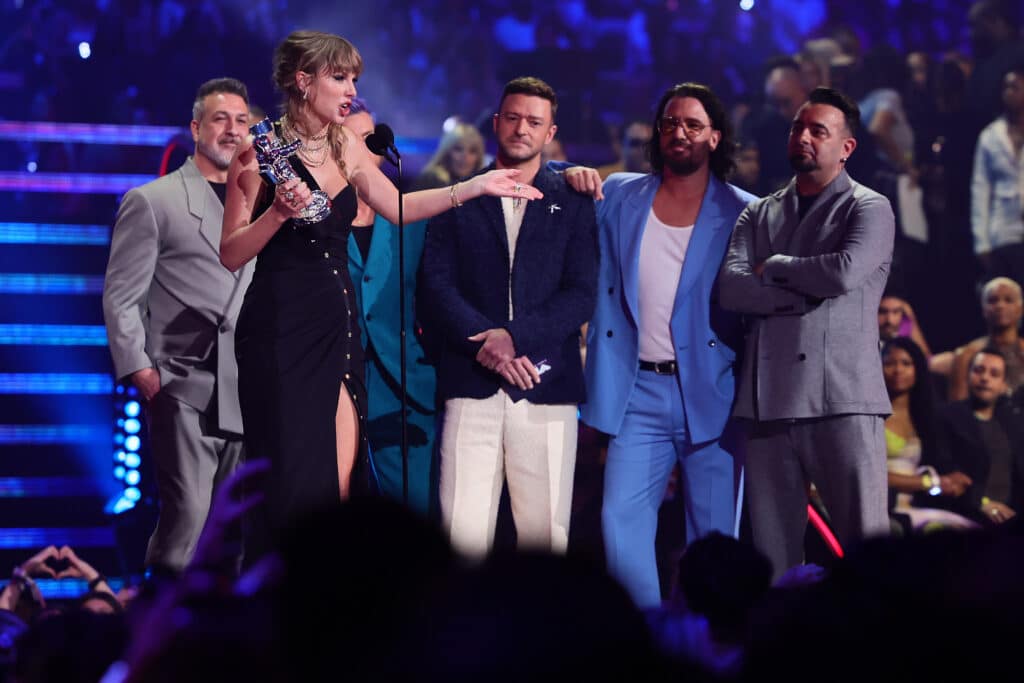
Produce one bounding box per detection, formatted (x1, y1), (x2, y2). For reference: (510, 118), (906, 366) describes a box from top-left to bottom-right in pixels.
(281, 115), (331, 168)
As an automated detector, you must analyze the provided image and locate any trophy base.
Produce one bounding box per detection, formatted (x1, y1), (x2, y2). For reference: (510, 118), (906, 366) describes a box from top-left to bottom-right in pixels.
(293, 190), (333, 226)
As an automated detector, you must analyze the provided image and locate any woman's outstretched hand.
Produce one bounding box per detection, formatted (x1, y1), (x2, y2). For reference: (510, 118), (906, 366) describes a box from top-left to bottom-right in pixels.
(470, 169), (544, 201)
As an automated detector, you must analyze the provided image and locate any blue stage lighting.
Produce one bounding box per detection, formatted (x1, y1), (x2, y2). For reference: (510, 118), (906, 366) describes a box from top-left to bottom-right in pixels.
(124, 418), (141, 434)
(78, 42), (91, 59)
(113, 466), (126, 480)
(124, 400), (140, 417)
(114, 450), (126, 462)
(124, 470), (140, 486)
(113, 433), (125, 445)
(124, 453), (140, 469)
(125, 435), (141, 452)
(740, 0), (755, 9)
(125, 487), (141, 501)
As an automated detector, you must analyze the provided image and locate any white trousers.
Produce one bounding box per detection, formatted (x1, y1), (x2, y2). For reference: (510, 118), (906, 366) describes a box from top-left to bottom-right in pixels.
(439, 391), (578, 557)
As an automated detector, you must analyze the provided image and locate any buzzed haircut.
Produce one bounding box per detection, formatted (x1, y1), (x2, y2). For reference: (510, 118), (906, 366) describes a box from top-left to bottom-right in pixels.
(807, 86), (861, 137)
(500, 76), (558, 118)
(971, 346), (1007, 374)
(981, 276), (1023, 303)
(192, 77), (249, 121)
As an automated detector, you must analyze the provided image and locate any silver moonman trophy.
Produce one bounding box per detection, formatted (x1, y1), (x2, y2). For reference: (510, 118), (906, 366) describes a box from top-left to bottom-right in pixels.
(249, 118), (332, 226)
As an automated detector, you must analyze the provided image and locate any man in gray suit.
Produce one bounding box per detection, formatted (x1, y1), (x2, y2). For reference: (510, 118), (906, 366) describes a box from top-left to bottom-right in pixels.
(718, 87), (895, 579)
(103, 78), (253, 572)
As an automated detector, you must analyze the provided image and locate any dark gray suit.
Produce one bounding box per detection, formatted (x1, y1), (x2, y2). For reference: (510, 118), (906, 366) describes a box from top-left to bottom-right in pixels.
(718, 170), (894, 578)
(103, 157), (253, 570)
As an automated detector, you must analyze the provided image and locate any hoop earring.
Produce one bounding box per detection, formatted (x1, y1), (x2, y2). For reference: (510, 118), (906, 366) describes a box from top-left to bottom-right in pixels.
(302, 89), (308, 101)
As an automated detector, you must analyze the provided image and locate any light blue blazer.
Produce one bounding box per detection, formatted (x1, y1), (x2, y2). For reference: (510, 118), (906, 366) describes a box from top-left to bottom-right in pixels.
(581, 173), (756, 444)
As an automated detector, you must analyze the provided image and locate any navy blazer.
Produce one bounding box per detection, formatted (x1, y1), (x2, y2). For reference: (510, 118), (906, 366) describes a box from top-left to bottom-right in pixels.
(419, 164), (598, 404)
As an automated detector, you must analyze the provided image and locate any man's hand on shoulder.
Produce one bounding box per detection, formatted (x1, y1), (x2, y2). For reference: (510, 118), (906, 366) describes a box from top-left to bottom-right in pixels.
(131, 367), (161, 401)
(563, 166), (604, 200)
(468, 328), (516, 370)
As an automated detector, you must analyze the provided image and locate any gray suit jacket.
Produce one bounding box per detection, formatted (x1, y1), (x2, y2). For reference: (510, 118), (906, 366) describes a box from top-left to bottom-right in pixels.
(718, 171), (894, 421)
(102, 157), (253, 433)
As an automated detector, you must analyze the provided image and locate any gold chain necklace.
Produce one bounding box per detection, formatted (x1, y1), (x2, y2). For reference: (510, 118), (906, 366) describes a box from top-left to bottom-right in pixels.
(281, 116), (330, 152)
(297, 145), (330, 168)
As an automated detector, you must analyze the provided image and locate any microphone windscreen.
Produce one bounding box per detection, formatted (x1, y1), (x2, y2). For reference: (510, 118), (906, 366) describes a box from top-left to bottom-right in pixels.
(365, 123), (395, 155)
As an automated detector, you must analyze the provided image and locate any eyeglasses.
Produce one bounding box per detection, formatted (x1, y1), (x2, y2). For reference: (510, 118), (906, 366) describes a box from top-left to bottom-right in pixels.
(658, 116), (709, 138)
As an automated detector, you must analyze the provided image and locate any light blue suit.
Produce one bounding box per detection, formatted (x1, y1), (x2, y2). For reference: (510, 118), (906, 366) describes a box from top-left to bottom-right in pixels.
(582, 172), (755, 607)
(349, 216), (437, 515)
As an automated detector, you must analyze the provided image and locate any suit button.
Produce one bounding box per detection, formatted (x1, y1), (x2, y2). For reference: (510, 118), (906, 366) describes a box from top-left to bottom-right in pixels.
(708, 339), (716, 347)
(798, 353), (806, 361)
(606, 330), (613, 337)
(364, 275), (371, 282)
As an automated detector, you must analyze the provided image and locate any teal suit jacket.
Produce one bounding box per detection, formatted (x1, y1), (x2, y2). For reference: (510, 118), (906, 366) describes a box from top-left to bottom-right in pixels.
(348, 215), (436, 413)
(581, 173), (755, 444)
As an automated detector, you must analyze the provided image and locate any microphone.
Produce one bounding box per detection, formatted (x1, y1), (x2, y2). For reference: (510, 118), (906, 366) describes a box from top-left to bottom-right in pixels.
(365, 123), (399, 164)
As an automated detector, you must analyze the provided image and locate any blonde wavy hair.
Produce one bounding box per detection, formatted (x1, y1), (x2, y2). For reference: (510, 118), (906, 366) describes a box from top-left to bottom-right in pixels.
(421, 123), (485, 185)
(273, 30), (363, 177)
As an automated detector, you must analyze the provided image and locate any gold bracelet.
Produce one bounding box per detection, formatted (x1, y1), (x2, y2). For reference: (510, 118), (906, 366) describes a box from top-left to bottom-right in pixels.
(449, 182), (463, 209)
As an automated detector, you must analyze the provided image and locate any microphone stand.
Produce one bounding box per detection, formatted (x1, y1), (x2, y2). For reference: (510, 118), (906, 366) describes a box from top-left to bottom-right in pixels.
(380, 144), (409, 504)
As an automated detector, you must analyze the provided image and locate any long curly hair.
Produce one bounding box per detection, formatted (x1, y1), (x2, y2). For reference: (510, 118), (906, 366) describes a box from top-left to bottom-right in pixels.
(647, 82), (736, 181)
(881, 337), (942, 467)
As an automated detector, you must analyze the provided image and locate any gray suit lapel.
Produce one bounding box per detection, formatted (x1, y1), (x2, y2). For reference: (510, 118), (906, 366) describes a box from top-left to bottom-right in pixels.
(792, 171), (852, 252)
(182, 158), (235, 276)
(769, 178), (799, 251)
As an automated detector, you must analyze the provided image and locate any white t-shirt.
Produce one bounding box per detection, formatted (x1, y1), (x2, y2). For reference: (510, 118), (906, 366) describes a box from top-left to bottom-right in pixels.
(638, 209), (693, 361)
(501, 196), (528, 319)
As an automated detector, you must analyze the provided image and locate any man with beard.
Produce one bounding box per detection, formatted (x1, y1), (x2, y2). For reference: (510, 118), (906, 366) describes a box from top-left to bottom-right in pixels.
(718, 87), (895, 580)
(941, 349), (1024, 526)
(103, 78), (253, 572)
(420, 77), (598, 556)
(581, 82), (755, 607)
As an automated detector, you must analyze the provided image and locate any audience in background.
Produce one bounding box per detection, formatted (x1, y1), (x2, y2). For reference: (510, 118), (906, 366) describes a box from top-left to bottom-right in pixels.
(412, 122), (486, 190)
(949, 277), (1024, 400)
(941, 348), (1024, 526)
(881, 338), (976, 533)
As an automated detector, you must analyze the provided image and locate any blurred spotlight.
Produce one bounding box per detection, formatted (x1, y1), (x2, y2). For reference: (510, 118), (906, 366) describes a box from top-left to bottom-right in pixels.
(78, 42), (91, 60)
(26, 161), (37, 172)
(740, 0), (755, 10)
(442, 116), (459, 134)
